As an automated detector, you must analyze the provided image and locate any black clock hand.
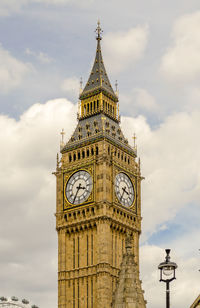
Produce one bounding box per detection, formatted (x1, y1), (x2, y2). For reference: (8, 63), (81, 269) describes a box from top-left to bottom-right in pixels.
(120, 186), (126, 201)
(123, 187), (129, 196)
(73, 183), (81, 203)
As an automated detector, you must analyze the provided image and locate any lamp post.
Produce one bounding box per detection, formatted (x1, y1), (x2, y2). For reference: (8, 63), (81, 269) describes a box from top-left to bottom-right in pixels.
(158, 249), (178, 308)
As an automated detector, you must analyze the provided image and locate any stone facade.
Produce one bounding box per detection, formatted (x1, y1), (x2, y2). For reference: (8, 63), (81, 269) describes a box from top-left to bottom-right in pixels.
(55, 22), (146, 308)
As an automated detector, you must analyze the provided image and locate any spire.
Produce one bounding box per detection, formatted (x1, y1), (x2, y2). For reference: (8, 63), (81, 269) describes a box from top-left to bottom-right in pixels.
(79, 21), (118, 102)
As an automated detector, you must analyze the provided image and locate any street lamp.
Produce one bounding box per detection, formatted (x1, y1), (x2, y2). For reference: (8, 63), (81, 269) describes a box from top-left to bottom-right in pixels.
(158, 249), (178, 308)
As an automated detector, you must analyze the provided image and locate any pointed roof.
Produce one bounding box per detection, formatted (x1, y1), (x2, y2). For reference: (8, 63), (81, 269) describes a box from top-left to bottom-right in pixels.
(79, 22), (118, 102)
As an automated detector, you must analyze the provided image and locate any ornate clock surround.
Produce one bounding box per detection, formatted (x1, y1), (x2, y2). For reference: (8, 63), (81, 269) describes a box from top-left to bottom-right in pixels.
(63, 163), (94, 210)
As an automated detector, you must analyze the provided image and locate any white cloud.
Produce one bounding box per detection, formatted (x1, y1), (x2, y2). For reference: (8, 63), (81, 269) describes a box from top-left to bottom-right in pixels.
(0, 0), (93, 16)
(160, 11), (200, 82)
(121, 110), (200, 237)
(34, 0), (93, 3)
(140, 245), (200, 308)
(133, 88), (158, 112)
(0, 98), (77, 307)
(0, 44), (32, 93)
(0, 99), (199, 308)
(120, 88), (159, 116)
(25, 48), (53, 64)
(103, 26), (149, 74)
(61, 76), (80, 96)
(0, 0), (27, 16)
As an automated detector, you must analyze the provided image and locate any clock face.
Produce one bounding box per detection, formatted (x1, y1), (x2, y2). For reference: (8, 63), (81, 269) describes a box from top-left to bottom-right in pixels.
(115, 172), (135, 207)
(65, 170), (93, 205)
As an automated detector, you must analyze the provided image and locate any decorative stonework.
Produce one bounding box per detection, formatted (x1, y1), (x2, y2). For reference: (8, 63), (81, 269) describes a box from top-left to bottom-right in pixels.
(112, 234), (146, 308)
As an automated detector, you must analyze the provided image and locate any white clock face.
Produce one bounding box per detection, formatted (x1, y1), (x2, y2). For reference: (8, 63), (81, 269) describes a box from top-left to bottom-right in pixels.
(65, 170), (92, 205)
(115, 172), (135, 207)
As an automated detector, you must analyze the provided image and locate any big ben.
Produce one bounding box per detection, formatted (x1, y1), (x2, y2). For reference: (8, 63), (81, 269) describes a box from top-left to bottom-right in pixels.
(55, 22), (146, 308)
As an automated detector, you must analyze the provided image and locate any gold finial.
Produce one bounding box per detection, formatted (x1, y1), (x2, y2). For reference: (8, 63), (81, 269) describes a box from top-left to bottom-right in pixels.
(133, 133), (137, 149)
(95, 20), (103, 40)
(60, 128), (65, 150)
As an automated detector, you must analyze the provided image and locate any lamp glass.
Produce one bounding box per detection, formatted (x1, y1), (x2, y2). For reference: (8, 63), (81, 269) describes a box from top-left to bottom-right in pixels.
(163, 266), (174, 276)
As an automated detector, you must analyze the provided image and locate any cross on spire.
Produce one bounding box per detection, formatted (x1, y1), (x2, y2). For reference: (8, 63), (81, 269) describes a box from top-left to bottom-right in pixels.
(95, 20), (103, 40)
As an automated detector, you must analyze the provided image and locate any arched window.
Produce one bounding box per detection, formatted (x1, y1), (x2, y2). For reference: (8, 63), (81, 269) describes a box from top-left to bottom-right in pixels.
(78, 152), (80, 160)
(90, 102), (92, 113)
(82, 150), (85, 158)
(69, 154), (72, 162)
(97, 100), (99, 110)
(91, 148), (94, 155)
(84, 105), (86, 115)
(73, 153), (76, 161)
(87, 103), (89, 113)
(96, 146), (99, 155)
(87, 149), (90, 157)
(93, 101), (96, 112)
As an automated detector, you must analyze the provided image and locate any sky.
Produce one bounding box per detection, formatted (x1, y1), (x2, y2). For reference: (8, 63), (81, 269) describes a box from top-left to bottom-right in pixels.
(0, 0), (200, 307)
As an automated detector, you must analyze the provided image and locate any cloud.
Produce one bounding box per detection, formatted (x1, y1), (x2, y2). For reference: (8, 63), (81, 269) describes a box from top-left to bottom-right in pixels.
(133, 88), (158, 112)
(121, 110), (200, 238)
(0, 0), (27, 16)
(160, 11), (200, 82)
(25, 48), (53, 64)
(0, 0), (93, 16)
(34, 0), (93, 4)
(120, 88), (159, 117)
(0, 98), (77, 307)
(103, 26), (149, 74)
(140, 245), (200, 308)
(0, 99), (199, 308)
(61, 76), (80, 97)
(0, 44), (32, 93)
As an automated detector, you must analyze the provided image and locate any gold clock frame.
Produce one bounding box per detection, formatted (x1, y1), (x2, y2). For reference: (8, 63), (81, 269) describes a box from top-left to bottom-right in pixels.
(63, 165), (94, 210)
(113, 165), (137, 211)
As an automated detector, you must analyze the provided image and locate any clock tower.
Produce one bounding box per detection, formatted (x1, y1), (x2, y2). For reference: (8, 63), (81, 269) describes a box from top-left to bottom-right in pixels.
(55, 22), (146, 308)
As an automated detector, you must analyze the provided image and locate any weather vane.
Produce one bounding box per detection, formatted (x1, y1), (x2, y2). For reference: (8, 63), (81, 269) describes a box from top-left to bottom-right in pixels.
(95, 20), (103, 40)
